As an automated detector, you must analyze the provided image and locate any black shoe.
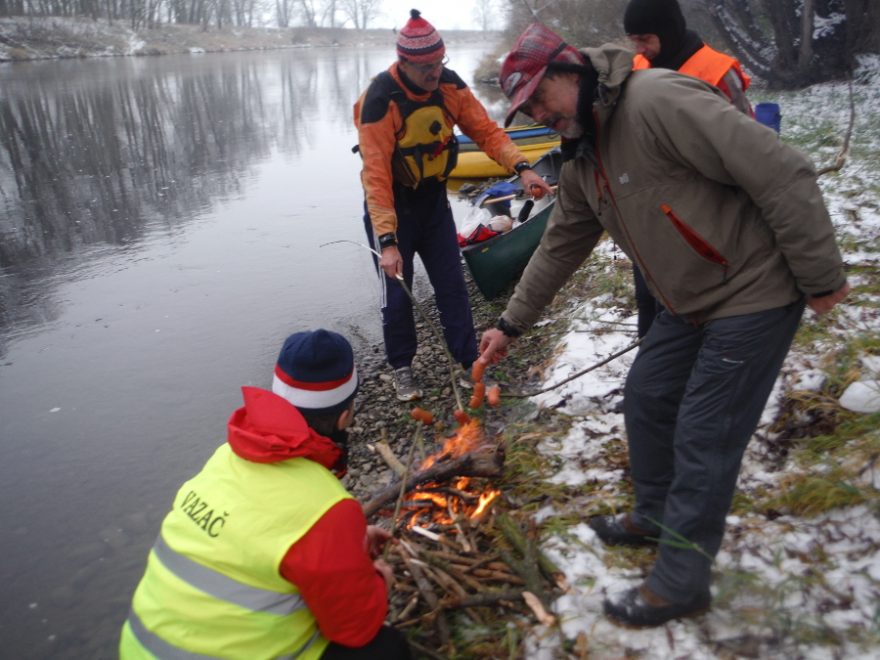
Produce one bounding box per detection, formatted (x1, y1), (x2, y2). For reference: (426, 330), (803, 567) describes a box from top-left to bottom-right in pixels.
(588, 514), (659, 547)
(604, 584), (711, 627)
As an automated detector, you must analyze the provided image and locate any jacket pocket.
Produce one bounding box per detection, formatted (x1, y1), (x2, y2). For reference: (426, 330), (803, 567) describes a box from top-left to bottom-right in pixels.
(660, 203), (729, 275)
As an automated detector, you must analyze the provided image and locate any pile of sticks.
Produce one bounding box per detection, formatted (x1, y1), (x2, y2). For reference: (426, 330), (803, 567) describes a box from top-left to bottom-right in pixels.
(365, 440), (565, 656)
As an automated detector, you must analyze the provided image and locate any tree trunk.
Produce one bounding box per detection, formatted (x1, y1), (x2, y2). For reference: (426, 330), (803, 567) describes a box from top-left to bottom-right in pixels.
(798, 0), (814, 69)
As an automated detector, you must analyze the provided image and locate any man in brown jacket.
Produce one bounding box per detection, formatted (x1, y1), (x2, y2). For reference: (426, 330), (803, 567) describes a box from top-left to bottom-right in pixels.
(480, 23), (849, 627)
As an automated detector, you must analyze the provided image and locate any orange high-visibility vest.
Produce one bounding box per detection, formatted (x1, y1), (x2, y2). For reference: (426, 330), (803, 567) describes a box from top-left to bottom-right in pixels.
(633, 44), (750, 91)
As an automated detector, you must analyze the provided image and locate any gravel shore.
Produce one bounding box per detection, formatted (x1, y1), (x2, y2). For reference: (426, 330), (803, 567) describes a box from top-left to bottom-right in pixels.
(344, 275), (495, 500)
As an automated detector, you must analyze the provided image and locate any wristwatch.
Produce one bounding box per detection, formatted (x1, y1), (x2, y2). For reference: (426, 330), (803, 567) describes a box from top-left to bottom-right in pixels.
(378, 233), (398, 249)
(513, 161), (532, 175)
(496, 317), (523, 338)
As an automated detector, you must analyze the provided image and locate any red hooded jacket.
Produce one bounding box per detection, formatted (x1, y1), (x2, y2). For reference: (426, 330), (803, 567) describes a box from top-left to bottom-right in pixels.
(227, 387), (387, 648)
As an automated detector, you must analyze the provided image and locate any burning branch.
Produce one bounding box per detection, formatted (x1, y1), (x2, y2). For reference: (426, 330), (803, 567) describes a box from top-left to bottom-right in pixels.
(363, 443), (504, 518)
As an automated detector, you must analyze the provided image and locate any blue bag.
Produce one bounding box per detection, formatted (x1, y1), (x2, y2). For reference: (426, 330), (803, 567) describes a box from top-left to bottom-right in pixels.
(755, 102), (781, 134)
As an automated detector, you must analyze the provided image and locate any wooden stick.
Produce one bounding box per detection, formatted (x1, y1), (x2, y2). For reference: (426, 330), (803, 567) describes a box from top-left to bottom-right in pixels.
(396, 594), (420, 622)
(363, 445), (504, 518)
(504, 338), (642, 398)
(397, 546), (451, 648)
(817, 79), (855, 176)
(372, 437), (407, 477)
(383, 431), (420, 561)
(442, 589), (525, 609)
(408, 639), (448, 660)
(497, 513), (562, 583)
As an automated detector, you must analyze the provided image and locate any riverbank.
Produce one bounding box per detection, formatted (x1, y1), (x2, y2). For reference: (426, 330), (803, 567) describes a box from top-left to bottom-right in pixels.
(345, 59), (880, 657)
(0, 16), (501, 62)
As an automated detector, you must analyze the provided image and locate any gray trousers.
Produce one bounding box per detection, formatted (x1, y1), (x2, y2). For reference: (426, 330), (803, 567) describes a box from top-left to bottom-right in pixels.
(623, 300), (805, 603)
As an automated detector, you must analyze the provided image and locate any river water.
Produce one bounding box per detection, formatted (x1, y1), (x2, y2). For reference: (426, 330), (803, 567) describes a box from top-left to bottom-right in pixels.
(0, 45), (500, 658)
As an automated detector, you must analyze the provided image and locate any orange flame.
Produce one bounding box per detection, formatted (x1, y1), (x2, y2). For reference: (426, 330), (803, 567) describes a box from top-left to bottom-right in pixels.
(404, 418), (500, 529)
(472, 489), (501, 518)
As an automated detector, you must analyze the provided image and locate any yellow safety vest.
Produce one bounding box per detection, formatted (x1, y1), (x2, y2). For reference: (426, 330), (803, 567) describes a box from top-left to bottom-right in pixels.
(120, 444), (351, 659)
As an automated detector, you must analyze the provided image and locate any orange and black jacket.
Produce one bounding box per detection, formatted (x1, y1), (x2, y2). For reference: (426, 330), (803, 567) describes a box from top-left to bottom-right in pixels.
(354, 63), (526, 237)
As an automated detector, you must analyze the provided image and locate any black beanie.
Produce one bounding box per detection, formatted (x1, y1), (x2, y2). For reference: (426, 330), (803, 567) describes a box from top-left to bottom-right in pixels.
(623, 0), (687, 47)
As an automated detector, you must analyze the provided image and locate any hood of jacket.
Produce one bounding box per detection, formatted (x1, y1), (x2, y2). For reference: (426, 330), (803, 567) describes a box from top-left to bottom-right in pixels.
(582, 44), (635, 126)
(227, 387), (342, 469)
(561, 44), (634, 162)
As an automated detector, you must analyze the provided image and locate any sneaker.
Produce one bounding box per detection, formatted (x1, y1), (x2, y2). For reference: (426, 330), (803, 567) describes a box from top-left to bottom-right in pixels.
(393, 367), (423, 402)
(604, 583), (711, 627)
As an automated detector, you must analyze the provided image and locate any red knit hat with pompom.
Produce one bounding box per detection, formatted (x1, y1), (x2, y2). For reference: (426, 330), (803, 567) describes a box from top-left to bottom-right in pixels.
(397, 9), (445, 63)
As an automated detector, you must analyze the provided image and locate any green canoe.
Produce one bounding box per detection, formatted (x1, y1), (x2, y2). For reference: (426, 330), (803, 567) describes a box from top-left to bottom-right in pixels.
(461, 148), (563, 299)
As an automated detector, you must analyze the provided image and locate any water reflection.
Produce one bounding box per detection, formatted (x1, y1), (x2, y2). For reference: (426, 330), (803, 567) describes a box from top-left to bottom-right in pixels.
(0, 51), (383, 351)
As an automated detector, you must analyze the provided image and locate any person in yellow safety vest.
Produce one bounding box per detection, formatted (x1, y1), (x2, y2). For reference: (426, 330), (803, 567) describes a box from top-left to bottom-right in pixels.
(120, 329), (412, 660)
(623, 0), (753, 340)
(354, 9), (554, 404)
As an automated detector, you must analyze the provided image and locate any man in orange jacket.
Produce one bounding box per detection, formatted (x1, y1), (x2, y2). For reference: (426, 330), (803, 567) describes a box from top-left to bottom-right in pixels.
(624, 0), (752, 338)
(354, 9), (553, 402)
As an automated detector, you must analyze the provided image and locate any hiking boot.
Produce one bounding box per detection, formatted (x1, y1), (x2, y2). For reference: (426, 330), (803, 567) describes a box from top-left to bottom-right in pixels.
(588, 514), (659, 547)
(393, 367), (423, 402)
(604, 583), (711, 627)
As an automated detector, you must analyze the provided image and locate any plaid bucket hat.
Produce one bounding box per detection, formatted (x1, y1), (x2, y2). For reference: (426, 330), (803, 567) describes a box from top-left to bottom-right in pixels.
(499, 23), (584, 127)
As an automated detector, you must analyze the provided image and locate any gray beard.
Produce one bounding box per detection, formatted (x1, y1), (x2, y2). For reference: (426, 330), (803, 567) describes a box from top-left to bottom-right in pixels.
(559, 120), (585, 140)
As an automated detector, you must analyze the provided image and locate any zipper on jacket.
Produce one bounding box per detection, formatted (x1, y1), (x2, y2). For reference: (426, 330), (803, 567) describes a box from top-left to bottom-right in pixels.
(592, 109), (677, 315)
(660, 203), (730, 280)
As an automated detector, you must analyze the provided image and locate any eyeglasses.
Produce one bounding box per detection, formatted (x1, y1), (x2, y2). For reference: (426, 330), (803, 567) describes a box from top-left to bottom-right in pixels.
(406, 55), (449, 74)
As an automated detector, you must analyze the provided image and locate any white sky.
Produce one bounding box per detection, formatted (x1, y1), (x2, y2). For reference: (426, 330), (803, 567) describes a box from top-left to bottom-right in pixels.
(373, 1), (502, 31)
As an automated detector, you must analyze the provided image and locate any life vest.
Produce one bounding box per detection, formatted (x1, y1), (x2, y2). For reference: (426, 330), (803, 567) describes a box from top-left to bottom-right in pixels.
(372, 71), (459, 188)
(120, 444), (351, 660)
(633, 45), (750, 91)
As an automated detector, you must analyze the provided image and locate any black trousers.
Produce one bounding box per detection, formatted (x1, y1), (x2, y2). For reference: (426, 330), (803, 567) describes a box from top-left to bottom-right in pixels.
(624, 300), (805, 602)
(633, 264), (663, 338)
(321, 626), (412, 659)
(363, 180), (478, 370)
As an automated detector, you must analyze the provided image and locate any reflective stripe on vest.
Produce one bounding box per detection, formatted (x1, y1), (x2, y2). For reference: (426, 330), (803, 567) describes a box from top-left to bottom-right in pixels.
(153, 534), (306, 615)
(126, 608), (320, 660)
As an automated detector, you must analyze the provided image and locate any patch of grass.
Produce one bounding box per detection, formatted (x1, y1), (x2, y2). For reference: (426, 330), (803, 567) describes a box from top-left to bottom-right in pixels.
(601, 544), (656, 573)
(712, 566), (880, 656)
(729, 489), (762, 516)
(764, 469), (866, 516)
(800, 412), (880, 459)
(791, 317), (838, 348)
(817, 336), (880, 397)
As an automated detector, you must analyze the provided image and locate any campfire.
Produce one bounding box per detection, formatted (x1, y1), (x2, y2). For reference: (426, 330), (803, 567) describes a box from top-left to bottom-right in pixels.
(364, 416), (564, 657)
(404, 419), (501, 530)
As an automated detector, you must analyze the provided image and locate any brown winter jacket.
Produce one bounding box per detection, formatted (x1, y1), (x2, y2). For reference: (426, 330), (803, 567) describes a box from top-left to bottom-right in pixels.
(503, 44), (846, 332)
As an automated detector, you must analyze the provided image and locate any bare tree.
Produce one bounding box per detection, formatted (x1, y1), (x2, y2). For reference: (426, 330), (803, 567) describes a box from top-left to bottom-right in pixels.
(709, 0), (879, 87)
(320, 0), (336, 26)
(338, 0), (377, 30)
(473, 0), (496, 31)
(275, 0), (291, 26)
(294, 0), (317, 26)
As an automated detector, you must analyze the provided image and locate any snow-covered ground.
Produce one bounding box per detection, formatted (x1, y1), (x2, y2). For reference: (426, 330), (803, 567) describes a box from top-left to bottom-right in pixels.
(521, 55), (880, 658)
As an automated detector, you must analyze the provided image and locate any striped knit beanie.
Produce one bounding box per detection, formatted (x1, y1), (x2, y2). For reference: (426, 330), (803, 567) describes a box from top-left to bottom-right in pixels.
(272, 330), (359, 416)
(397, 9), (445, 63)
